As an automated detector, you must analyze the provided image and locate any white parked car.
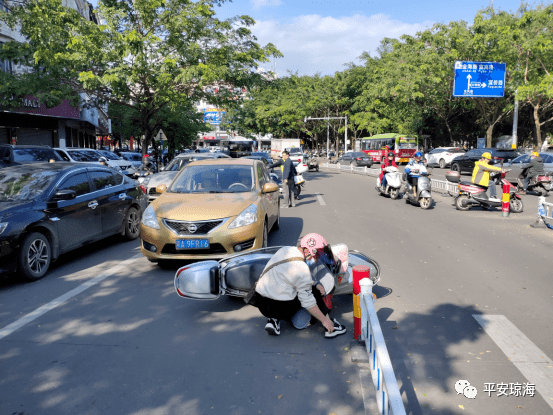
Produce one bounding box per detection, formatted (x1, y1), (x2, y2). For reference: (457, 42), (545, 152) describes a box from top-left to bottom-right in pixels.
(55, 148), (133, 176)
(97, 149), (134, 175)
(425, 147), (466, 169)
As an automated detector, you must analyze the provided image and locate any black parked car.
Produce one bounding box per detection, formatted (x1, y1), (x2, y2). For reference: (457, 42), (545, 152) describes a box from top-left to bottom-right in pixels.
(336, 151), (374, 167)
(0, 145), (64, 167)
(0, 162), (148, 280)
(450, 148), (519, 174)
(250, 152), (273, 164)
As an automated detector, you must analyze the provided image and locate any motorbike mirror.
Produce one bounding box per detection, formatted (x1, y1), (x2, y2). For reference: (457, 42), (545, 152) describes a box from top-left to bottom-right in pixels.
(156, 184), (167, 194)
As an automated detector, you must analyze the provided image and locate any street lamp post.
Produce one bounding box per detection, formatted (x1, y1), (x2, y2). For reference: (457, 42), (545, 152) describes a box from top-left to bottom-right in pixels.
(304, 113), (349, 156)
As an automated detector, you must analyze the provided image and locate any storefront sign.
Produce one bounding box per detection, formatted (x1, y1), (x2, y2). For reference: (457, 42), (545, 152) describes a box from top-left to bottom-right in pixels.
(97, 110), (109, 134)
(10, 94), (80, 119)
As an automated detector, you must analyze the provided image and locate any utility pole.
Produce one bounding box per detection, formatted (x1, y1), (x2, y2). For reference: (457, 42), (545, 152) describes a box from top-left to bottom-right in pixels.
(304, 113), (348, 156)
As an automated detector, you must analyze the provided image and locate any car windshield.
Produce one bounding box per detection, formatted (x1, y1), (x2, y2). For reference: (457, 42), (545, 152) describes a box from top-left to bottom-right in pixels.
(0, 169), (59, 202)
(13, 148), (63, 162)
(512, 154), (530, 163)
(67, 149), (101, 162)
(350, 152), (367, 158)
(288, 148), (302, 154)
(399, 138), (417, 149)
(164, 156), (208, 172)
(98, 150), (121, 160)
(251, 152), (268, 158)
(169, 164), (255, 194)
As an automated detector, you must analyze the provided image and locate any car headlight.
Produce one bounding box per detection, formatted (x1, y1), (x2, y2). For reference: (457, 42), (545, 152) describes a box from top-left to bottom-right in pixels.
(141, 205), (160, 229)
(0, 222), (7, 235)
(228, 204), (258, 229)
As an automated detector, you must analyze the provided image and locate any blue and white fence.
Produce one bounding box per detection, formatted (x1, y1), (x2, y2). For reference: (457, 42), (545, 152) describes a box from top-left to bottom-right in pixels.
(320, 163), (458, 194)
(359, 279), (406, 415)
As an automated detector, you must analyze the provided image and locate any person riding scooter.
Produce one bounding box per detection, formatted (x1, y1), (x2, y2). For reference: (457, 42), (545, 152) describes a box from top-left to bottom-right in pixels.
(471, 152), (502, 199)
(379, 152), (397, 189)
(404, 152), (426, 196)
(522, 152), (545, 194)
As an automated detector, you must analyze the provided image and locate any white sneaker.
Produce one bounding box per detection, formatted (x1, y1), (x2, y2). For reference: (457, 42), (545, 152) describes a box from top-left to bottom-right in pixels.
(325, 319), (347, 338)
(265, 318), (280, 336)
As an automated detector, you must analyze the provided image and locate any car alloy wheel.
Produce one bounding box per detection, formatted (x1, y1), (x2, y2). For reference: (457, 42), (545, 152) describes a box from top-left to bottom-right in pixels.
(125, 207), (141, 240)
(19, 232), (51, 280)
(439, 159), (446, 169)
(451, 163), (460, 173)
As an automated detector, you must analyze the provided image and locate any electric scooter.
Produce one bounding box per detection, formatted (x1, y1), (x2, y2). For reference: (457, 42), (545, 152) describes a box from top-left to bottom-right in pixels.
(376, 166), (401, 199)
(403, 167), (433, 209)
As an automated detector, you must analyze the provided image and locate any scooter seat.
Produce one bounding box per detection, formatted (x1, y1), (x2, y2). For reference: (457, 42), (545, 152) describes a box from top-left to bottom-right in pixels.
(225, 258), (271, 291)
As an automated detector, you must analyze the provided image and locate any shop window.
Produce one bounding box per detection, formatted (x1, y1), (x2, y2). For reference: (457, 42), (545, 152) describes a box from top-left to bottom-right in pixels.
(0, 41), (13, 74)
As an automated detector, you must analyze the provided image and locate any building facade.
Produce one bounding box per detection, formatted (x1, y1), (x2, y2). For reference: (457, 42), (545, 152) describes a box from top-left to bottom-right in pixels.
(0, 0), (109, 149)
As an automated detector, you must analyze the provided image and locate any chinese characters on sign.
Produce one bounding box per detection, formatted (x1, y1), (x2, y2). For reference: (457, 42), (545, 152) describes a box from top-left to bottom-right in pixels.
(453, 61), (507, 98)
(483, 382), (536, 397)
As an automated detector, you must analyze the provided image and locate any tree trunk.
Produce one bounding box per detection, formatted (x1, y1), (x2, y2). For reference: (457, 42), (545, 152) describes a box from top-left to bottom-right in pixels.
(445, 119), (453, 144)
(486, 124), (494, 148)
(533, 102), (542, 150)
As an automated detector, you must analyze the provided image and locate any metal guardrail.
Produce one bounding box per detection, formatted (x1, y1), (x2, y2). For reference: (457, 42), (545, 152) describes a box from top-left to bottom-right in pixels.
(359, 279), (406, 415)
(320, 163), (458, 194)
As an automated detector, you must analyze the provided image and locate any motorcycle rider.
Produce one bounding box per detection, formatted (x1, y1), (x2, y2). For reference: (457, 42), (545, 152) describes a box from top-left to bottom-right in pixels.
(521, 152), (545, 194)
(98, 156), (109, 167)
(379, 152), (397, 189)
(404, 152), (426, 196)
(471, 152), (502, 199)
(251, 233), (347, 338)
(136, 154), (155, 176)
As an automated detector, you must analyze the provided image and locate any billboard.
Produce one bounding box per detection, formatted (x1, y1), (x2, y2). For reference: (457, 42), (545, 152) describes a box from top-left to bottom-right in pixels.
(204, 108), (226, 125)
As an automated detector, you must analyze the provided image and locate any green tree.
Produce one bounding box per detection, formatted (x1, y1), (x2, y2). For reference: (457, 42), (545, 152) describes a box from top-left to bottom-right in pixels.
(0, 0), (281, 154)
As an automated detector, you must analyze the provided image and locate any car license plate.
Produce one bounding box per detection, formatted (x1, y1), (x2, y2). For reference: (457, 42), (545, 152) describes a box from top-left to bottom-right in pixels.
(176, 239), (210, 249)
(399, 158), (408, 163)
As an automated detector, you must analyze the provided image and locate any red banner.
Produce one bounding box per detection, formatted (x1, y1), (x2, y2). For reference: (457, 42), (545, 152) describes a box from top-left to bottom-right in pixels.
(130, 136), (134, 150)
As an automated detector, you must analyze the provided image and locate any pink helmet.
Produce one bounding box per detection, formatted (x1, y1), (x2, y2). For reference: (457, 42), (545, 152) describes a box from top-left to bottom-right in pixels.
(300, 233), (328, 256)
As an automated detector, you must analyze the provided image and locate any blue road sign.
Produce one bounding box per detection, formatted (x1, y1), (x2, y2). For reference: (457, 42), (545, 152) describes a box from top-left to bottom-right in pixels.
(453, 61), (506, 98)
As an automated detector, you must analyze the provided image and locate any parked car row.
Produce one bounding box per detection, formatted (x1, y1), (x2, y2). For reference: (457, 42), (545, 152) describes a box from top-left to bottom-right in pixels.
(0, 162), (148, 280)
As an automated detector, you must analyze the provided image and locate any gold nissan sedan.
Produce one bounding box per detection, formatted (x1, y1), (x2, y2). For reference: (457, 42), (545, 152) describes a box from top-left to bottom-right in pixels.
(140, 158), (280, 264)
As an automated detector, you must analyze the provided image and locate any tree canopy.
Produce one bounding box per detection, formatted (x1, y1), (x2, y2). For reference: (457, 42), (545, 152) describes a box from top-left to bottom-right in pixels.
(0, 0), (282, 153)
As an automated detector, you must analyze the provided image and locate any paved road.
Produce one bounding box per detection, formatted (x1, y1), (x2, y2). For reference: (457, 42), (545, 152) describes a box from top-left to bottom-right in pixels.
(1, 167), (552, 415)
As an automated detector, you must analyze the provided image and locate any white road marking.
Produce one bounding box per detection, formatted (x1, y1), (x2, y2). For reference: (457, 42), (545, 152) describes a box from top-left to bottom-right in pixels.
(473, 314), (553, 409)
(0, 254), (143, 340)
(316, 192), (326, 206)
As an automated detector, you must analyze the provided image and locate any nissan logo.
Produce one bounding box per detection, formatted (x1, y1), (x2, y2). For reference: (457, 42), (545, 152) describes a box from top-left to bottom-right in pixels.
(187, 224), (198, 233)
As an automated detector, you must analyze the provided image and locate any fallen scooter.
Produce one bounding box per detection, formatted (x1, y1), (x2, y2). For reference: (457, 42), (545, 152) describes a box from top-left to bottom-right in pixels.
(403, 168), (433, 209)
(446, 170), (524, 212)
(174, 244), (380, 300)
(376, 166), (401, 199)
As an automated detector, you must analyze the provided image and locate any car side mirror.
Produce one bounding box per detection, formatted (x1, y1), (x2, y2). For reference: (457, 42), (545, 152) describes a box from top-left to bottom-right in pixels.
(262, 182), (279, 193)
(156, 184), (167, 194)
(52, 189), (76, 201)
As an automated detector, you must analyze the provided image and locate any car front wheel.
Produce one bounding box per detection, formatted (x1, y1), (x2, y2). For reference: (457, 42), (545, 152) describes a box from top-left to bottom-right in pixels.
(19, 232), (51, 281)
(450, 163), (460, 173)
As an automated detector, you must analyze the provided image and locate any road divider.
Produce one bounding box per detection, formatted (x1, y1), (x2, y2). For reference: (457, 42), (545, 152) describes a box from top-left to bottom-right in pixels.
(357, 268), (406, 415)
(320, 163), (458, 194)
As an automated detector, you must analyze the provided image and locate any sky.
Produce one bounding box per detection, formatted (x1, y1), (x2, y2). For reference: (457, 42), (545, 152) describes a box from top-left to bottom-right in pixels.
(89, 0), (530, 76)
(213, 0), (527, 76)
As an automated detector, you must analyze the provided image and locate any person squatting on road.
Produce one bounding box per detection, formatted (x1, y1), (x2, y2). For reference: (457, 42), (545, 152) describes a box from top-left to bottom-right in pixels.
(379, 152), (397, 189)
(268, 150), (297, 208)
(249, 233), (347, 338)
(471, 152), (502, 199)
(404, 151), (426, 196)
(522, 152), (545, 194)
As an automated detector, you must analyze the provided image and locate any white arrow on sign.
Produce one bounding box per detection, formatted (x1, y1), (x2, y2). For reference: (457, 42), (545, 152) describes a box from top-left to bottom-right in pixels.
(467, 74), (472, 91)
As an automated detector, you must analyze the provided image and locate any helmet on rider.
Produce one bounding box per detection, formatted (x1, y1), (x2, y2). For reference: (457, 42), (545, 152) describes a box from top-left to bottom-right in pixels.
(388, 152), (394, 158)
(142, 154), (151, 165)
(481, 152), (492, 160)
(300, 233), (332, 261)
(414, 151), (422, 161)
(98, 157), (108, 164)
(532, 151), (539, 158)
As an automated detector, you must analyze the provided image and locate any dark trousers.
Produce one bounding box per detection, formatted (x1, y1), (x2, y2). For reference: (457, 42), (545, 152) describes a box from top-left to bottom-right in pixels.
(283, 179), (296, 207)
(255, 287), (330, 321)
(523, 176), (531, 191)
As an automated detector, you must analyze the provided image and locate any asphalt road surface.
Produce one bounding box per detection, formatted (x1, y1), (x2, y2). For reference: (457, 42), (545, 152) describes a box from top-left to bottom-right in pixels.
(1, 166), (552, 415)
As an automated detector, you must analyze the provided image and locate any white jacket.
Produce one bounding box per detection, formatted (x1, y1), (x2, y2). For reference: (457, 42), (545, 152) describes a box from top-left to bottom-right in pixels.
(255, 247), (316, 309)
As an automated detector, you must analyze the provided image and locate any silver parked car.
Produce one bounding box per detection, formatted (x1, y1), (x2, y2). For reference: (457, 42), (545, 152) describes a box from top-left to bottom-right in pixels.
(142, 152), (231, 201)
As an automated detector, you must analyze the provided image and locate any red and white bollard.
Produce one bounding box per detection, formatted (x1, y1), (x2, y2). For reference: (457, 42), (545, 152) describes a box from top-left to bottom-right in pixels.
(353, 265), (370, 340)
(502, 183), (510, 217)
